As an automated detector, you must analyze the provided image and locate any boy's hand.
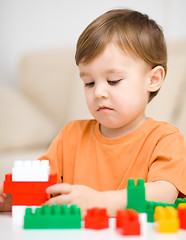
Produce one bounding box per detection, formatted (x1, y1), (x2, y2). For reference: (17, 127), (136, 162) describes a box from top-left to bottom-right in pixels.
(46, 184), (106, 217)
(0, 181), (12, 212)
(46, 183), (127, 217)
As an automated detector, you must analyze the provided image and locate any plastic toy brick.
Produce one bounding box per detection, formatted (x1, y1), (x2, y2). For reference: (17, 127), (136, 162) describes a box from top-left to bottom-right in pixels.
(178, 203), (186, 229)
(12, 205), (37, 227)
(24, 204), (82, 229)
(126, 179), (146, 213)
(84, 208), (109, 229)
(145, 201), (176, 223)
(3, 173), (57, 205)
(154, 206), (179, 233)
(116, 209), (140, 235)
(12, 193), (49, 206)
(175, 198), (186, 208)
(12, 160), (50, 182)
(138, 213), (147, 236)
(154, 206), (166, 221)
(145, 201), (156, 223)
(4, 173), (57, 193)
(116, 209), (125, 228)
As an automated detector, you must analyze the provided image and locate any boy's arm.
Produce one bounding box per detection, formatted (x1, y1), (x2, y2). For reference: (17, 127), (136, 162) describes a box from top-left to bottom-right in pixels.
(46, 180), (178, 217)
(103, 180), (178, 216)
(145, 181), (179, 203)
(0, 181), (12, 212)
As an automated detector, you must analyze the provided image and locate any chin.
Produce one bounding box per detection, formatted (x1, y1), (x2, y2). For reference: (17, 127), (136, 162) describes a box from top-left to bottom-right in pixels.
(99, 121), (122, 129)
(93, 115), (123, 129)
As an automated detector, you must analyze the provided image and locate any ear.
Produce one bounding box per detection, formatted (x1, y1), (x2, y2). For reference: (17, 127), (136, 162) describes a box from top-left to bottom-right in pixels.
(147, 66), (165, 92)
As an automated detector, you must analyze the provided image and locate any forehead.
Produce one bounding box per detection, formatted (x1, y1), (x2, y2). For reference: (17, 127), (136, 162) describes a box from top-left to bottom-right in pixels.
(79, 43), (149, 76)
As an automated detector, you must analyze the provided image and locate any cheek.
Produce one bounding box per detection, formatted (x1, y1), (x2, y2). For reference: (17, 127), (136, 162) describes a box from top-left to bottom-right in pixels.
(85, 91), (94, 109)
(113, 85), (147, 109)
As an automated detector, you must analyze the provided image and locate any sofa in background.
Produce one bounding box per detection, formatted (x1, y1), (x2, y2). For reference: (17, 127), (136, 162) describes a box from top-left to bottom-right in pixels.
(0, 42), (186, 180)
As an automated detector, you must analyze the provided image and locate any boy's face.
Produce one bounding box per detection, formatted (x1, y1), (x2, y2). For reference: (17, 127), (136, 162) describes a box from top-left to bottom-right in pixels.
(79, 43), (152, 137)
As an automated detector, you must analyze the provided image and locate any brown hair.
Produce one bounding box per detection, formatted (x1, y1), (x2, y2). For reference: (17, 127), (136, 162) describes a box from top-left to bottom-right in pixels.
(75, 9), (167, 102)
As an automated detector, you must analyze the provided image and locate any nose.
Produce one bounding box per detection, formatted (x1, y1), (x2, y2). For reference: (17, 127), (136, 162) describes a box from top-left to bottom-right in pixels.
(94, 83), (108, 99)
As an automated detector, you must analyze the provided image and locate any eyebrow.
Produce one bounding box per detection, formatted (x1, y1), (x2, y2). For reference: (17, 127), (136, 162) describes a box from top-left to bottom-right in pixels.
(105, 69), (125, 74)
(79, 72), (88, 78)
(80, 68), (125, 77)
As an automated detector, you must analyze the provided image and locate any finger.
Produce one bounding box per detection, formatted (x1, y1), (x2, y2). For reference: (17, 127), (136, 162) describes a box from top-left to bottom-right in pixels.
(0, 195), (5, 203)
(46, 193), (72, 205)
(46, 183), (72, 195)
(0, 181), (4, 194)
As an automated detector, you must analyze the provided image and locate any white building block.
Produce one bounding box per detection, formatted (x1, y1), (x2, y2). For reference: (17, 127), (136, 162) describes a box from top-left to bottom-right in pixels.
(12, 205), (36, 227)
(139, 213), (147, 237)
(12, 160), (50, 182)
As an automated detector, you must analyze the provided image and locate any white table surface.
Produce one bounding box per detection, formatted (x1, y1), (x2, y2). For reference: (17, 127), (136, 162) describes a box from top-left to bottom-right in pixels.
(0, 212), (186, 240)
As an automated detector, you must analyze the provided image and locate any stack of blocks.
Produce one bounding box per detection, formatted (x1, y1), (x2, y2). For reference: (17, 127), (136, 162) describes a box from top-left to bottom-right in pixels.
(125, 178), (186, 234)
(3, 160), (57, 226)
(125, 178), (147, 236)
(145, 201), (177, 223)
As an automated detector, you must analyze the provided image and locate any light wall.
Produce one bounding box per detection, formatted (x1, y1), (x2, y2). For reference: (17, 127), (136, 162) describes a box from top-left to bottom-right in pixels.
(0, 0), (186, 85)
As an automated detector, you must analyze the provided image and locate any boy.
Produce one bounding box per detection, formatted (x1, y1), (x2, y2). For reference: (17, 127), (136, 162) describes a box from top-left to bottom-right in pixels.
(0, 9), (186, 216)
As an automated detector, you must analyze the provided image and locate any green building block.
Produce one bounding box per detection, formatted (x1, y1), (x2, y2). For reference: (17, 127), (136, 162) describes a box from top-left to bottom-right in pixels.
(24, 204), (82, 229)
(126, 179), (146, 213)
(175, 198), (186, 208)
(145, 201), (156, 223)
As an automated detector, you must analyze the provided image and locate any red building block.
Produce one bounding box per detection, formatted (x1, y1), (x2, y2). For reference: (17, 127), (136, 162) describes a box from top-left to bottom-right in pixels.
(3, 173), (57, 206)
(178, 204), (186, 229)
(116, 209), (140, 235)
(84, 208), (109, 229)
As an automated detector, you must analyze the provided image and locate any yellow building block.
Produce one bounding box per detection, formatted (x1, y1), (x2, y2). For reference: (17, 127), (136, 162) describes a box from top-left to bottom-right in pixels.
(154, 206), (179, 233)
(154, 206), (166, 221)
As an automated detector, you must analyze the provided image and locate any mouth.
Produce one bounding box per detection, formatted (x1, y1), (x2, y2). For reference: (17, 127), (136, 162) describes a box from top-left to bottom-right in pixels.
(97, 106), (113, 112)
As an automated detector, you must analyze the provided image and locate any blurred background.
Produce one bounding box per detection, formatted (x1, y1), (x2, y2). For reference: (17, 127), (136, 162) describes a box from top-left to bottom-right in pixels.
(0, 0), (186, 180)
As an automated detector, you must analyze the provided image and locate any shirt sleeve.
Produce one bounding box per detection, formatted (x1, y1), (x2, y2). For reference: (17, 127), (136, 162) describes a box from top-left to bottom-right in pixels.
(38, 129), (63, 183)
(147, 131), (186, 196)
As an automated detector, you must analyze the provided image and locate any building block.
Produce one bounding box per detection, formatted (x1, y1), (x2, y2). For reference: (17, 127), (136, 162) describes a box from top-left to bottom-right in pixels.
(3, 173), (57, 205)
(145, 201), (176, 223)
(175, 198), (186, 208)
(154, 206), (179, 233)
(154, 206), (166, 221)
(126, 179), (146, 213)
(138, 213), (147, 236)
(146, 201), (156, 223)
(12, 206), (37, 227)
(12, 160), (50, 182)
(84, 208), (109, 229)
(178, 203), (186, 229)
(116, 209), (140, 235)
(24, 204), (82, 229)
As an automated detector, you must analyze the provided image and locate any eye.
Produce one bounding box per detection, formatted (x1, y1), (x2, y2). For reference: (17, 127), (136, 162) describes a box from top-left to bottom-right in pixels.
(84, 82), (95, 87)
(107, 79), (122, 85)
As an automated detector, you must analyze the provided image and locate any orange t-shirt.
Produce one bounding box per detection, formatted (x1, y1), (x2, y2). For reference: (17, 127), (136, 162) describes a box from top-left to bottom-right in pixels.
(39, 117), (186, 196)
